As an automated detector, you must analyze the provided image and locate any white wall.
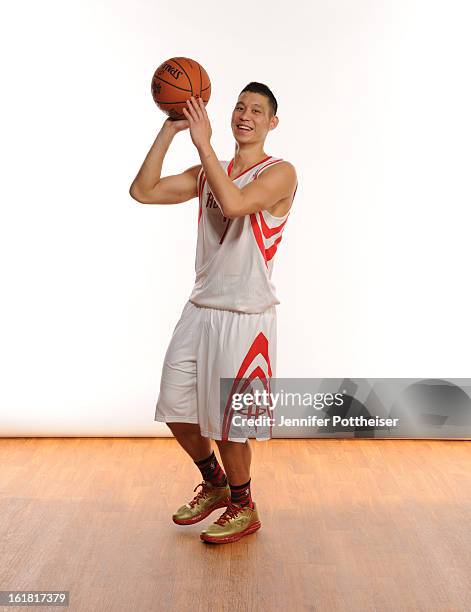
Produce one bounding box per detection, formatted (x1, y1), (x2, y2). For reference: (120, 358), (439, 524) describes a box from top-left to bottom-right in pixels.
(1, 0), (470, 435)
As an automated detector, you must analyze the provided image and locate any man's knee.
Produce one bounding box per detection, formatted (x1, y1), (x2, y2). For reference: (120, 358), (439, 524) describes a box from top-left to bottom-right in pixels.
(215, 439), (250, 451)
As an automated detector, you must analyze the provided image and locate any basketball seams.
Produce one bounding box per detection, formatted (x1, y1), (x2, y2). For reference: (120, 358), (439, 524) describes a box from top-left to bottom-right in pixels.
(171, 58), (194, 96)
(154, 75), (192, 94)
(153, 100), (189, 105)
(155, 59), (192, 91)
(152, 57), (210, 118)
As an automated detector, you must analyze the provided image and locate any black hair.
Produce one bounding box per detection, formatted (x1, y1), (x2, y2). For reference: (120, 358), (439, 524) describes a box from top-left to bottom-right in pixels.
(239, 82), (278, 116)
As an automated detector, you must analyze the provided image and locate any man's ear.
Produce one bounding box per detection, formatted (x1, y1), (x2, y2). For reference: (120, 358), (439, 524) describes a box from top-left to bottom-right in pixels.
(269, 115), (279, 131)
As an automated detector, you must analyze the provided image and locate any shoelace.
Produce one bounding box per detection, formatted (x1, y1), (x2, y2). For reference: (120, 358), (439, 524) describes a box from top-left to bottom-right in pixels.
(215, 501), (243, 526)
(189, 481), (209, 508)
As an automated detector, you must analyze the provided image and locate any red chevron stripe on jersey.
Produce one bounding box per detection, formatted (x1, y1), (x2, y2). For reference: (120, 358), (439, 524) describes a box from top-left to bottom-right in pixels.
(221, 331), (273, 441)
(265, 234), (284, 262)
(249, 213), (268, 266)
(258, 211), (288, 238)
(250, 211), (289, 265)
(249, 158), (290, 264)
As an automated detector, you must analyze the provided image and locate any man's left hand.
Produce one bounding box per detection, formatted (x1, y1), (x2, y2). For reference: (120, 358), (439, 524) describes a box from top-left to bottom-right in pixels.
(182, 96), (212, 151)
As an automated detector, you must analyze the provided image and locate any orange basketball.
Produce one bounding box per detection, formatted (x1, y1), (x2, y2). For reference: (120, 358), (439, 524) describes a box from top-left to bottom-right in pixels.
(151, 57), (211, 119)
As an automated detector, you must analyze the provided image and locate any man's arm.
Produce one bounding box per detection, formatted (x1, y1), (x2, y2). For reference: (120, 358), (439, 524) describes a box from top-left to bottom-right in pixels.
(198, 146), (297, 218)
(129, 118), (201, 205)
(182, 96), (297, 218)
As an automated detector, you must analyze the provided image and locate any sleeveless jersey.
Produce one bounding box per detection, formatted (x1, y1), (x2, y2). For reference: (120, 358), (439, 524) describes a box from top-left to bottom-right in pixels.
(188, 156), (295, 314)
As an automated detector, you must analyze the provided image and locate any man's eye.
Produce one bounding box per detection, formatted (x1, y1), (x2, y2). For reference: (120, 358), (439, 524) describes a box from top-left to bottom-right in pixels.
(253, 109), (260, 114)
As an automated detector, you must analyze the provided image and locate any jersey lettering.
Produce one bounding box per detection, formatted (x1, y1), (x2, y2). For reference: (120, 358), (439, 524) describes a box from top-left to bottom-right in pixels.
(206, 192), (227, 222)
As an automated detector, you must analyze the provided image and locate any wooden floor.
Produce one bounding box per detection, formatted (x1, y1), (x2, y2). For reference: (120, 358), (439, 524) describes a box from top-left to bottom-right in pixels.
(1, 439), (471, 612)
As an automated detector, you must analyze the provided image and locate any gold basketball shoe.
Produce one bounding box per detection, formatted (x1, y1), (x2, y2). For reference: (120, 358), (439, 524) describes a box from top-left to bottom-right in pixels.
(200, 501), (261, 543)
(172, 481), (231, 525)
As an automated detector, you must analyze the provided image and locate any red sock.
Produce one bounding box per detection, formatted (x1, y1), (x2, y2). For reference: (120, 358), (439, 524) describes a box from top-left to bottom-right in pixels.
(229, 479), (254, 508)
(194, 451), (227, 487)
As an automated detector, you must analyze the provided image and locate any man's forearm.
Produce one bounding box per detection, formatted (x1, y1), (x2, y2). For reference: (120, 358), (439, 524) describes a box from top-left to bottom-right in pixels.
(197, 143), (242, 216)
(131, 127), (175, 193)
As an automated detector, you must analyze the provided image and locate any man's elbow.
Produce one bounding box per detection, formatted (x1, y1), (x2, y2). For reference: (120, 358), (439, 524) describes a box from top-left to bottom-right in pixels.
(220, 198), (244, 219)
(129, 184), (148, 204)
(221, 207), (237, 219)
(129, 183), (140, 201)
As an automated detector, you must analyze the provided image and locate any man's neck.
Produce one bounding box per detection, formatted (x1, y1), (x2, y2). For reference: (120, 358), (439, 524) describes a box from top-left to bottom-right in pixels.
(231, 144), (268, 174)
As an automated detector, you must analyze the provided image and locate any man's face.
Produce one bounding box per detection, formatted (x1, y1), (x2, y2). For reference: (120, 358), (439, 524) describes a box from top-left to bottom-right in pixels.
(231, 91), (278, 144)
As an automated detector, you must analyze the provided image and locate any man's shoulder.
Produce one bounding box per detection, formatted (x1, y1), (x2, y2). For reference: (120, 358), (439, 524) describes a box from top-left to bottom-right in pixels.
(257, 159), (297, 183)
(271, 159), (296, 173)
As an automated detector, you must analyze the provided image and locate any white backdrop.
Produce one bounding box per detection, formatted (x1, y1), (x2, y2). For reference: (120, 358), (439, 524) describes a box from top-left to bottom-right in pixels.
(1, 0), (470, 435)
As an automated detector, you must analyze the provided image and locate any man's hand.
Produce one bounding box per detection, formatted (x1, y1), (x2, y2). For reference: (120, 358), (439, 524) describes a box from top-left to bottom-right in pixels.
(182, 96), (212, 150)
(162, 116), (190, 135)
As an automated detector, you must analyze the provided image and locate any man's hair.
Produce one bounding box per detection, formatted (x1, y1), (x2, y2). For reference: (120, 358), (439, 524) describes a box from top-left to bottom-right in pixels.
(239, 82), (278, 116)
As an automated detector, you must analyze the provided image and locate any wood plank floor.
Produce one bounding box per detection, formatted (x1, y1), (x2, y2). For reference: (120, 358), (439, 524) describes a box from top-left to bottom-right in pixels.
(1, 438), (470, 612)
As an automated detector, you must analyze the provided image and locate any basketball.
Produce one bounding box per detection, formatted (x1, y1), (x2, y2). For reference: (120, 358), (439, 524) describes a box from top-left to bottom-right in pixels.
(151, 57), (211, 120)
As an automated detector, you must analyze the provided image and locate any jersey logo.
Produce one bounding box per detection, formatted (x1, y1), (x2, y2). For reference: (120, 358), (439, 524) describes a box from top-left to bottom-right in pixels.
(206, 192), (218, 208)
(206, 192), (228, 223)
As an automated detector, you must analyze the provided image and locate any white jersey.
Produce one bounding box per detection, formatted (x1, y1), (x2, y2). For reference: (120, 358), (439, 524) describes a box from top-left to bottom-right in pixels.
(188, 156), (295, 314)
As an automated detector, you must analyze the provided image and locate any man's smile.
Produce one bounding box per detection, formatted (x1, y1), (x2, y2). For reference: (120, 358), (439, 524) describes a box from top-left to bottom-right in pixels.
(235, 124), (253, 132)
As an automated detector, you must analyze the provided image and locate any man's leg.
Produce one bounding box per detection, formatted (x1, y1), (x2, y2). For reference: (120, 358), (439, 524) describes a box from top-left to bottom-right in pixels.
(197, 306), (276, 543)
(200, 437), (260, 543)
(215, 439), (252, 484)
(167, 422), (230, 525)
(154, 303), (230, 524)
(167, 422), (211, 462)
(215, 439), (254, 509)
(168, 422), (227, 486)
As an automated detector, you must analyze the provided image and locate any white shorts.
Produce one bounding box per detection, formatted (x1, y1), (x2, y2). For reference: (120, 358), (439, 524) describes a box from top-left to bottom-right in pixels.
(155, 300), (277, 443)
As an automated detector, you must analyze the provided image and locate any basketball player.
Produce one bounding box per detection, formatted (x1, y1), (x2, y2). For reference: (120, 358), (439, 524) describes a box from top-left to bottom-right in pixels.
(130, 83), (297, 544)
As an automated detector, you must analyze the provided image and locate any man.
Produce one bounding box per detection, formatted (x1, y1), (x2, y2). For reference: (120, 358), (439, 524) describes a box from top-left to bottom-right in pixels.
(130, 82), (297, 544)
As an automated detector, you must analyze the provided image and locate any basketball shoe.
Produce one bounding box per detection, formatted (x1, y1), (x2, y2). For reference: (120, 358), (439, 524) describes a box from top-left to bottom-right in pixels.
(200, 501), (261, 543)
(172, 481), (231, 525)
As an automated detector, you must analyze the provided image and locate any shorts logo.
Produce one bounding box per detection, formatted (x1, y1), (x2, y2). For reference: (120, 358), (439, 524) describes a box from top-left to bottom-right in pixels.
(221, 332), (273, 441)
